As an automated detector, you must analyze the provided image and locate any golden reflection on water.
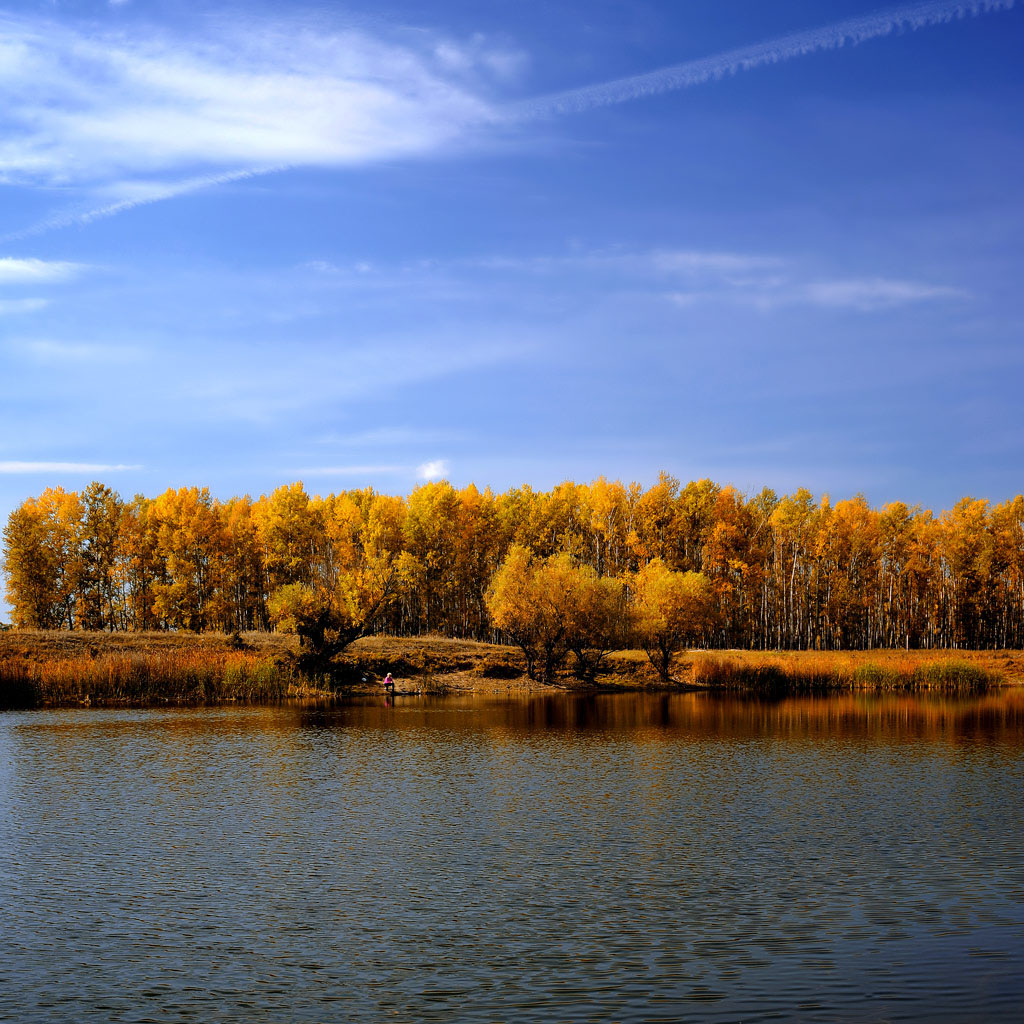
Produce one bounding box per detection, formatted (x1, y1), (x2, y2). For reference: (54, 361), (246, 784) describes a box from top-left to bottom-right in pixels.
(300, 688), (1024, 747)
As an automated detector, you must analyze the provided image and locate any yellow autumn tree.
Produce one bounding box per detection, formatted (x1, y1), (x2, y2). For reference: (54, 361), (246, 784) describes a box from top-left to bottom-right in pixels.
(148, 487), (227, 631)
(268, 551), (408, 678)
(630, 558), (717, 681)
(2, 487), (84, 628)
(8, 474), (1024, 651)
(486, 545), (626, 683)
(564, 570), (628, 683)
(79, 481), (125, 631)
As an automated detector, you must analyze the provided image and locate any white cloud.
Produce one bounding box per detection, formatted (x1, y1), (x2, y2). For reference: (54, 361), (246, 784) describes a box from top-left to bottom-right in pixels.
(0, 0), (1013, 235)
(0, 461), (141, 473)
(0, 14), (500, 187)
(417, 459), (448, 480)
(0, 257), (83, 283)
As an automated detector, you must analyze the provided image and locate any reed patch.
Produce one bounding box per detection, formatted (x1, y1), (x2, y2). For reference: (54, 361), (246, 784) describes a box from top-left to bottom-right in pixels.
(0, 649), (311, 707)
(691, 654), (1001, 693)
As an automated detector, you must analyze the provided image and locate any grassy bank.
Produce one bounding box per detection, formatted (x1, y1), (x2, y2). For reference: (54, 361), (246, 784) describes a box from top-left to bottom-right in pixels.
(688, 652), (1003, 693)
(1, 630), (1020, 707)
(0, 649), (309, 707)
(0, 630), (531, 707)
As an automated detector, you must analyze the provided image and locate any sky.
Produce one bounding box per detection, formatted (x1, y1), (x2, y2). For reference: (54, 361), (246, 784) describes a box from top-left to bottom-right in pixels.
(0, 0), (1022, 544)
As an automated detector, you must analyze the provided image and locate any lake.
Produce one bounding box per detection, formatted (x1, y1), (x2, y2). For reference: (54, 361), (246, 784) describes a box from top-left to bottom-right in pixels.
(2, 691), (1023, 1022)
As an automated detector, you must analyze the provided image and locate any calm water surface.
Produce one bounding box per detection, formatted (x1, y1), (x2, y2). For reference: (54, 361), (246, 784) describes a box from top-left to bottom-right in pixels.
(2, 691), (1023, 1022)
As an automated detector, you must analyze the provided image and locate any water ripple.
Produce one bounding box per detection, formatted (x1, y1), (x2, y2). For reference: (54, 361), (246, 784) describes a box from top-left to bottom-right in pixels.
(1, 693), (1023, 1022)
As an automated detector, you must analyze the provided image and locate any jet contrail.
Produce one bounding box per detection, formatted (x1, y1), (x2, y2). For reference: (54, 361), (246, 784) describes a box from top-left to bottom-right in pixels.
(511, 0), (1016, 119)
(1, 0), (1015, 239)
(0, 165), (286, 243)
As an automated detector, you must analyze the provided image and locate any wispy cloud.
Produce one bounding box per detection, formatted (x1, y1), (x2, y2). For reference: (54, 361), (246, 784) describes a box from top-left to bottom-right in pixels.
(0, 14), (499, 187)
(301, 248), (781, 294)
(669, 273), (969, 311)
(0, 257), (83, 283)
(467, 249), (781, 275)
(0, 461), (141, 473)
(649, 251), (782, 274)
(513, 0), (1017, 118)
(0, 13), (517, 236)
(304, 245), (965, 313)
(3, 0), (1014, 237)
(797, 278), (968, 311)
(0, 0), (1013, 233)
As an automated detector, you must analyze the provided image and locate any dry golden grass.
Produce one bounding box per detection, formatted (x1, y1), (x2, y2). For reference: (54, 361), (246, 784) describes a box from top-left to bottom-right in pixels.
(0, 647), (316, 707)
(0, 627), (297, 662)
(0, 630), (533, 706)
(687, 649), (1011, 692)
(589, 647), (1024, 691)
(1, 630), (1021, 706)
(694, 647), (1023, 676)
(340, 634), (525, 681)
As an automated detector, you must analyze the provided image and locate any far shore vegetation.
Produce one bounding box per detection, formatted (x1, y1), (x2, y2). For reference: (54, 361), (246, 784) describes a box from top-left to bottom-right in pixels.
(3, 474), (1024, 706)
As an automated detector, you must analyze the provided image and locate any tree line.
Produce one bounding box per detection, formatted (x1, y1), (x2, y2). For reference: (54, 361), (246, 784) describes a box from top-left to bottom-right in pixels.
(4, 475), (1024, 654)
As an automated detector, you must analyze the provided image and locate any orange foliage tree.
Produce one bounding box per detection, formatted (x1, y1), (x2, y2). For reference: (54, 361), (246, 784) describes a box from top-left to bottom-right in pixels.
(6, 475), (1024, 652)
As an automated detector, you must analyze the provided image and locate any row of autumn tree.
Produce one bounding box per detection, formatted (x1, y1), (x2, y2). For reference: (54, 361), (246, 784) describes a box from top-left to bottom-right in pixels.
(3, 475), (1024, 652)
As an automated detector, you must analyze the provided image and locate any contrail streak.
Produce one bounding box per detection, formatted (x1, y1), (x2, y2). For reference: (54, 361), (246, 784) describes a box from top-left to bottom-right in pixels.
(511, 0), (1016, 119)
(2, 0), (1014, 238)
(0, 166), (286, 243)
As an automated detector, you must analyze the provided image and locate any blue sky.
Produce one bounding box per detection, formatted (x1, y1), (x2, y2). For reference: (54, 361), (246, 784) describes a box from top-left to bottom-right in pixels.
(0, 0), (1022, 533)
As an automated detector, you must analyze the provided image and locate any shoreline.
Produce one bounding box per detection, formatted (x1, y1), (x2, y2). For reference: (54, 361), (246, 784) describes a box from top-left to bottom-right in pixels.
(2, 630), (1021, 709)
